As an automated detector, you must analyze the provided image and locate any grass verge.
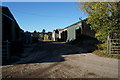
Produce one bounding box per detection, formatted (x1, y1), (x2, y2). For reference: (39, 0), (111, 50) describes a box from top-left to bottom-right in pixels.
(92, 50), (120, 59)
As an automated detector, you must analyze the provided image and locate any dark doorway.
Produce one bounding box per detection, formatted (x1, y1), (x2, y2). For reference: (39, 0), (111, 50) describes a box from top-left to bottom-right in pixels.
(76, 27), (81, 39)
(61, 30), (67, 42)
(64, 30), (67, 41)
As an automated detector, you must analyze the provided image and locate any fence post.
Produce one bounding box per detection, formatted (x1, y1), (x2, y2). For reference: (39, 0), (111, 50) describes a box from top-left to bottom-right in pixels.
(109, 38), (111, 54)
(107, 36), (111, 54)
(107, 36), (110, 54)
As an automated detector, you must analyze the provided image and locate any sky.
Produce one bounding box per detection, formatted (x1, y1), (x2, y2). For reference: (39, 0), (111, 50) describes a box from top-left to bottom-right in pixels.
(2, 2), (88, 32)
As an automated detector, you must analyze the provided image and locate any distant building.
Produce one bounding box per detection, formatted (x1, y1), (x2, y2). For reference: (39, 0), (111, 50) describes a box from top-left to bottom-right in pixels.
(52, 29), (60, 41)
(24, 31), (32, 44)
(48, 32), (52, 40)
(38, 32), (44, 40)
(52, 30), (56, 41)
(44, 34), (49, 40)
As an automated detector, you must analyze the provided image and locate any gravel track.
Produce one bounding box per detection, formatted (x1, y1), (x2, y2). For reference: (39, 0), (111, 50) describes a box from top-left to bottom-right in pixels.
(1, 41), (119, 78)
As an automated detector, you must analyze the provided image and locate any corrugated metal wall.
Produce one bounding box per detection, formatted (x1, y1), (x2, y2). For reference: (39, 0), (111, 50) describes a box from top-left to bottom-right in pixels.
(67, 26), (76, 41)
(66, 22), (82, 41)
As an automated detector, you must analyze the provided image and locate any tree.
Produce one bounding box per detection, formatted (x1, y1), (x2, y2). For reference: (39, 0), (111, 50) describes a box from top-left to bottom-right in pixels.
(33, 30), (39, 38)
(78, 2), (120, 42)
(42, 29), (45, 33)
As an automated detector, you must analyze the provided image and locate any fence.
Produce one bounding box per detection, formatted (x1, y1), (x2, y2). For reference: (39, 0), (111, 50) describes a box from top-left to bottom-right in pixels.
(2, 40), (10, 60)
(107, 38), (120, 55)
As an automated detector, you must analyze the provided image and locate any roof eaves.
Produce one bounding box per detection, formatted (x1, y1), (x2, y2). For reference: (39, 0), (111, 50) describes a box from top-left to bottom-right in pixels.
(64, 21), (81, 29)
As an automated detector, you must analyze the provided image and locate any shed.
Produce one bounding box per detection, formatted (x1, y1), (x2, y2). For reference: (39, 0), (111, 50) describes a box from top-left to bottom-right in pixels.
(64, 21), (82, 42)
(63, 19), (95, 42)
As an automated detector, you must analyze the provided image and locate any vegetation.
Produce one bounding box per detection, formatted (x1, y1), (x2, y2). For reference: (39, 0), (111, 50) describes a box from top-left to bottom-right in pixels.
(78, 2), (120, 57)
(42, 29), (46, 33)
(79, 2), (120, 43)
(93, 50), (120, 59)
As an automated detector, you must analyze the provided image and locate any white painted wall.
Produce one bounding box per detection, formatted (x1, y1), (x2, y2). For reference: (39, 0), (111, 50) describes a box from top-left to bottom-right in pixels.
(58, 31), (63, 39)
(52, 30), (56, 41)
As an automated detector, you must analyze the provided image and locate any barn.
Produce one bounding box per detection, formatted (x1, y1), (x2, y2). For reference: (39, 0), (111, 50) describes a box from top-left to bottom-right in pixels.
(2, 6), (24, 64)
(52, 19), (95, 42)
(63, 20), (95, 42)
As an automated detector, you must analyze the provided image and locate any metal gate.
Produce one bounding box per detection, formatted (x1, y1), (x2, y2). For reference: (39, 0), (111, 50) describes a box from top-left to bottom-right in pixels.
(107, 38), (120, 54)
(2, 40), (10, 60)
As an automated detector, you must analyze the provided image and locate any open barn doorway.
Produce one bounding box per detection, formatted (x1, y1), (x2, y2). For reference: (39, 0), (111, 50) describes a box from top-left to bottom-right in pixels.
(61, 30), (67, 42)
(76, 27), (81, 39)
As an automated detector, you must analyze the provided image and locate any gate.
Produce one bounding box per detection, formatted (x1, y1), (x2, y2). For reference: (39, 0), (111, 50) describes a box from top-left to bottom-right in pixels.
(2, 40), (10, 60)
(107, 38), (120, 54)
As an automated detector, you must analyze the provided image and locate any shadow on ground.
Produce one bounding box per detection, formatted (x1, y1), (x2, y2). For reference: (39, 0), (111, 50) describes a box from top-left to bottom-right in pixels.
(2, 35), (101, 66)
(67, 35), (102, 53)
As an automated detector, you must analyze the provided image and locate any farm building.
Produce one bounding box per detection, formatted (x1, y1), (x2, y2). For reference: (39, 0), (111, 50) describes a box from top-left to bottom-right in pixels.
(52, 29), (65, 41)
(48, 32), (52, 40)
(60, 29), (67, 42)
(52, 19), (95, 42)
(52, 30), (57, 41)
(24, 31), (32, 44)
(44, 34), (49, 40)
(36, 32), (52, 41)
(38, 32), (44, 40)
(2, 6), (24, 64)
(62, 20), (95, 42)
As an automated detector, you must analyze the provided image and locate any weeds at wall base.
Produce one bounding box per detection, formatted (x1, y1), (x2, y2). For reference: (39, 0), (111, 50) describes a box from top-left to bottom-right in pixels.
(92, 50), (120, 59)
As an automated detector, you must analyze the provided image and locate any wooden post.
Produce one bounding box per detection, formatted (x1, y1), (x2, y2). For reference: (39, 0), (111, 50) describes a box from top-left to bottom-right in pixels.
(109, 38), (111, 54)
(107, 36), (109, 54)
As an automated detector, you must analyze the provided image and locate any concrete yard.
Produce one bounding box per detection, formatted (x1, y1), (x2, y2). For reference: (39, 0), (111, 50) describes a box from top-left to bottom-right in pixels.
(1, 41), (119, 78)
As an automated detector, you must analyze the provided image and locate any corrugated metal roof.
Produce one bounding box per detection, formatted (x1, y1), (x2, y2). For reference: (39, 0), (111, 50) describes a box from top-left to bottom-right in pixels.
(64, 19), (87, 29)
(64, 21), (81, 29)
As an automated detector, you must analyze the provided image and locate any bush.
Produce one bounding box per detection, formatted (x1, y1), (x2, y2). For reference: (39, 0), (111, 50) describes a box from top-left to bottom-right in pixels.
(93, 50), (120, 59)
(97, 43), (107, 50)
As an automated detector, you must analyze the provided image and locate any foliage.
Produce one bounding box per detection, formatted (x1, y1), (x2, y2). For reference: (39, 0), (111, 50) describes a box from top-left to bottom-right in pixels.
(93, 50), (120, 59)
(42, 29), (46, 33)
(33, 30), (39, 38)
(97, 43), (107, 50)
(78, 2), (120, 43)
